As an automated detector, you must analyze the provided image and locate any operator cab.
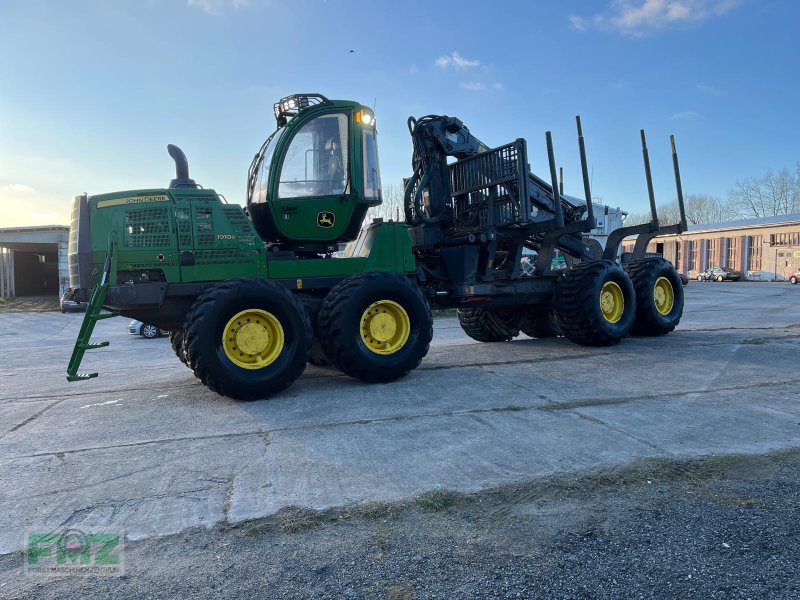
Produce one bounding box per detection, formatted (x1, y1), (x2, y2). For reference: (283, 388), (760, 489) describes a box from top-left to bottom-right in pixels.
(246, 94), (383, 255)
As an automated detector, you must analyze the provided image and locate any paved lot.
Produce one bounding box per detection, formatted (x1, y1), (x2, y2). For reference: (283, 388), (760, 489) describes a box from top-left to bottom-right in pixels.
(0, 281), (798, 559)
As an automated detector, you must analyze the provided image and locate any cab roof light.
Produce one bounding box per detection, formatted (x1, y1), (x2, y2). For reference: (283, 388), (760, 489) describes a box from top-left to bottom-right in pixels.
(355, 110), (375, 127)
(273, 93), (329, 127)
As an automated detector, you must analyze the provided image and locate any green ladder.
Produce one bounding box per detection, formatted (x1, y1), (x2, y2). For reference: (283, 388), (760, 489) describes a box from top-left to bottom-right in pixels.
(66, 236), (119, 382)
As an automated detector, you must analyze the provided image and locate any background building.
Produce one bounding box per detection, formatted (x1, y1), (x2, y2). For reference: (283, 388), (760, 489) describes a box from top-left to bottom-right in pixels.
(623, 214), (800, 281)
(0, 226), (70, 299)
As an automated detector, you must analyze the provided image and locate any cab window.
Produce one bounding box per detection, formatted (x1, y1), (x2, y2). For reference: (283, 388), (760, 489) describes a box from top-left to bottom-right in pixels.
(278, 113), (349, 199)
(362, 128), (382, 202)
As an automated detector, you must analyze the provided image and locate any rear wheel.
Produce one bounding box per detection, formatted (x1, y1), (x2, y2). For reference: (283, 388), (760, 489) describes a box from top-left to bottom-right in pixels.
(520, 309), (560, 338)
(716, 275), (724, 282)
(169, 330), (189, 366)
(317, 272), (432, 383)
(624, 258), (684, 336)
(791, 276), (798, 285)
(456, 307), (522, 342)
(554, 260), (636, 346)
(184, 278), (311, 400)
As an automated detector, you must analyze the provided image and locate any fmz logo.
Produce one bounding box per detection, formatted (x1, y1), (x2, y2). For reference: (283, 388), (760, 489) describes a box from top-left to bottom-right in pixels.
(317, 212), (335, 228)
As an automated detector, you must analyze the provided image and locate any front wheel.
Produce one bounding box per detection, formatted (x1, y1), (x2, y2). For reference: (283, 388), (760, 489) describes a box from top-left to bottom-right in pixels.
(791, 276), (798, 285)
(716, 275), (724, 282)
(554, 260), (636, 346)
(169, 330), (189, 366)
(184, 278), (311, 400)
(624, 258), (684, 336)
(317, 272), (432, 383)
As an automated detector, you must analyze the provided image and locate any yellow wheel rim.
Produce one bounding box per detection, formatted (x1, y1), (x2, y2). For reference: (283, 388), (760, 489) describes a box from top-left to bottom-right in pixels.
(222, 309), (284, 370)
(599, 281), (624, 324)
(360, 300), (410, 355)
(653, 276), (675, 316)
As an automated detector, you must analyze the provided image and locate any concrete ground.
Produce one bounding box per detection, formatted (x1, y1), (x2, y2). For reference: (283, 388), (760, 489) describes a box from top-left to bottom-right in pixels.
(0, 281), (798, 560)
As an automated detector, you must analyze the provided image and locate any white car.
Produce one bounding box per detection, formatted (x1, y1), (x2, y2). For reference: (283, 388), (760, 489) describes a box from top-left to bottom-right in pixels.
(128, 320), (167, 339)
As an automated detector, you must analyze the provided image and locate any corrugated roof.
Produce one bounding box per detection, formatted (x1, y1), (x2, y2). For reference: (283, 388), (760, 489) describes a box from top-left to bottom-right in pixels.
(685, 213), (800, 233)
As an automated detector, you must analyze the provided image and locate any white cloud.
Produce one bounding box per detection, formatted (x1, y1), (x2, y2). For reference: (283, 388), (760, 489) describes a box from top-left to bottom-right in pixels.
(460, 82), (486, 91)
(435, 51), (480, 70)
(670, 111), (699, 119)
(187, 0), (249, 16)
(697, 82), (725, 95)
(0, 183), (35, 194)
(569, 0), (741, 35)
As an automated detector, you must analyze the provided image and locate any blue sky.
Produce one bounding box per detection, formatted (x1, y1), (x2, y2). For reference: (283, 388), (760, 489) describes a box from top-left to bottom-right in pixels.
(1, 0), (798, 226)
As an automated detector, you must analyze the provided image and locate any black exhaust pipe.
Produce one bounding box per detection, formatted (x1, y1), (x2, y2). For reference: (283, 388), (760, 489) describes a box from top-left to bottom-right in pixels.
(167, 144), (199, 189)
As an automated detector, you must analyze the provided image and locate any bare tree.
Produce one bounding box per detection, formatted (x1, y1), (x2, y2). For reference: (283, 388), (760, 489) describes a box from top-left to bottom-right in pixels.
(624, 194), (731, 227)
(366, 184), (405, 222)
(728, 167), (800, 218)
(683, 194), (730, 224)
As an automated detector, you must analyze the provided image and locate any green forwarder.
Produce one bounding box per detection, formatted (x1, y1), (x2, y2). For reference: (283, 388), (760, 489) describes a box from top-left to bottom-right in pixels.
(66, 93), (688, 400)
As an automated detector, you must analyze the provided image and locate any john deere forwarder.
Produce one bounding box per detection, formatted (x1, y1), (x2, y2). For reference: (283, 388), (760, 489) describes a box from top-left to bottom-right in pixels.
(66, 93), (688, 399)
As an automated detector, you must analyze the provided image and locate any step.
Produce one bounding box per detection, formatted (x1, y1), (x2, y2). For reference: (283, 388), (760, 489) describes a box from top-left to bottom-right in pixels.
(79, 341), (110, 350)
(66, 372), (99, 382)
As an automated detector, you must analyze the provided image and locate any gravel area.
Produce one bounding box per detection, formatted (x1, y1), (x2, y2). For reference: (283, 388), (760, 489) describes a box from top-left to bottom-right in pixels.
(3, 449), (799, 599)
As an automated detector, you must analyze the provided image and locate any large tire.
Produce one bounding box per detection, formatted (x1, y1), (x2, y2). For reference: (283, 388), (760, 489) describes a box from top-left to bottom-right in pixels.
(308, 337), (331, 367)
(184, 278), (311, 400)
(317, 272), (432, 383)
(554, 260), (635, 346)
(520, 309), (560, 339)
(624, 258), (684, 336)
(169, 330), (189, 366)
(456, 307), (522, 342)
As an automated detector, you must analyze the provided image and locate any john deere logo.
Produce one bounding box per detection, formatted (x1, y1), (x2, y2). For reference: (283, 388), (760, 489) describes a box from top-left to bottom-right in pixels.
(317, 212), (335, 228)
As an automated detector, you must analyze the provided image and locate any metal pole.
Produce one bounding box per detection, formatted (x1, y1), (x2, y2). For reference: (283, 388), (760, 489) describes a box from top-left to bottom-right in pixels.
(576, 116), (595, 227)
(670, 135), (687, 231)
(559, 167), (564, 196)
(545, 131), (565, 229)
(640, 129), (659, 229)
(9, 249), (14, 297)
(0, 249), (5, 298)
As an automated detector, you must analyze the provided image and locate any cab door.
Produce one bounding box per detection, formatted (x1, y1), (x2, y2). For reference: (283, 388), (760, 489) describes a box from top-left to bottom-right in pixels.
(270, 110), (355, 243)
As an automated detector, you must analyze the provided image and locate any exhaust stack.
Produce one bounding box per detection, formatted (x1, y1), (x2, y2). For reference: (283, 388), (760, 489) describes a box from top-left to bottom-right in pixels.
(167, 144), (199, 189)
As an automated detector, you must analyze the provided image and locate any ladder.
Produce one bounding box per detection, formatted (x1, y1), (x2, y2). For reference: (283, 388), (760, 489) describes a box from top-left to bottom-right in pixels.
(66, 235), (119, 382)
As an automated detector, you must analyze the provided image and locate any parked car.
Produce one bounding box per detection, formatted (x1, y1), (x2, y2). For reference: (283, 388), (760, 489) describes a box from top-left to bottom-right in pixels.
(128, 320), (168, 339)
(697, 267), (742, 282)
(789, 271), (800, 284)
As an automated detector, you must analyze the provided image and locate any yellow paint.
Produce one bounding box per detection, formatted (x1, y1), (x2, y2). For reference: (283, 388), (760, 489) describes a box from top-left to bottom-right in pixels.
(653, 276), (674, 315)
(296, 279), (303, 289)
(360, 299), (410, 355)
(221, 309), (284, 369)
(599, 281), (624, 324)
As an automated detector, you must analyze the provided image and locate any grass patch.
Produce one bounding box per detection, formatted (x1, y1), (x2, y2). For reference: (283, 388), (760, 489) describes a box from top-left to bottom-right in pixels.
(244, 506), (338, 536)
(432, 308), (457, 318)
(414, 488), (463, 512)
(352, 500), (396, 520)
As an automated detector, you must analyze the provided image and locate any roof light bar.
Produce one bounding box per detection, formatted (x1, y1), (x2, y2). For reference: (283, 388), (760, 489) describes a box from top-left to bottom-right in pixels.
(273, 93), (329, 127)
